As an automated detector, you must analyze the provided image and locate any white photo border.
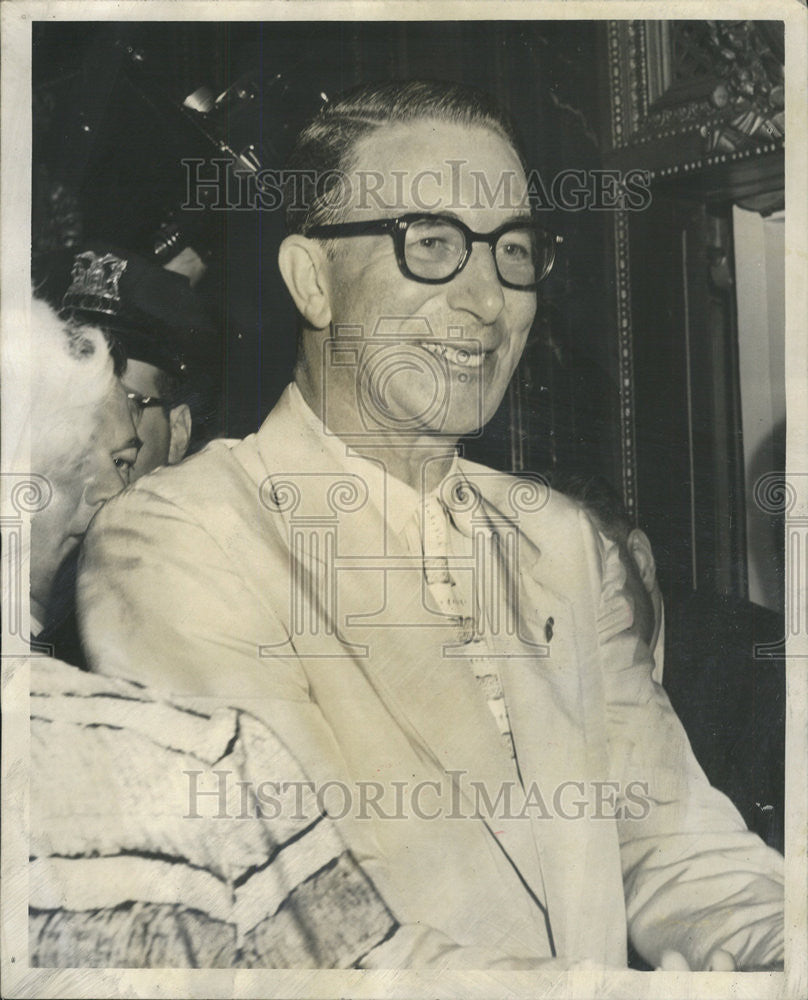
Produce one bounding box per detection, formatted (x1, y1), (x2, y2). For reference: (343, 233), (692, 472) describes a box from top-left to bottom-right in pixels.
(2, 2), (806, 997)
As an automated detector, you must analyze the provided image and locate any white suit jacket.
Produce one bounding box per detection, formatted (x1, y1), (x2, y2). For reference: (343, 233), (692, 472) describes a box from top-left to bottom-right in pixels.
(78, 384), (784, 970)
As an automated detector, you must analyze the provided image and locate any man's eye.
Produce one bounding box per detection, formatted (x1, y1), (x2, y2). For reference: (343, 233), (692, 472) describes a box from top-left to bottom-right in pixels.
(407, 222), (463, 258)
(500, 241), (530, 260)
(415, 235), (453, 252)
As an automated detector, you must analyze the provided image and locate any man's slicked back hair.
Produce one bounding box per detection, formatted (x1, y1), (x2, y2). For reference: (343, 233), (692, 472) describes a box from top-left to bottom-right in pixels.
(283, 79), (528, 237)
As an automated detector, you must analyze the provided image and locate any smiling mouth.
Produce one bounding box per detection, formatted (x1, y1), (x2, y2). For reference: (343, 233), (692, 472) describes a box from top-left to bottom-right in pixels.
(419, 341), (488, 369)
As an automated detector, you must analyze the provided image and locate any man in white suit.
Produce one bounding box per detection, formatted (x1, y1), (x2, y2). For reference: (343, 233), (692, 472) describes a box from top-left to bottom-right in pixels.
(78, 81), (783, 971)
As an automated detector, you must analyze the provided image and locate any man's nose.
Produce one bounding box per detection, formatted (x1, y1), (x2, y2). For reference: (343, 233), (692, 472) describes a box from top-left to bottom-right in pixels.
(446, 243), (505, 325)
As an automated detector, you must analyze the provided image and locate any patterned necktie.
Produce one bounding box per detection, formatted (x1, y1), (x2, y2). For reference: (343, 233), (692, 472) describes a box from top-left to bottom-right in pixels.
(420, 492), (517, 760)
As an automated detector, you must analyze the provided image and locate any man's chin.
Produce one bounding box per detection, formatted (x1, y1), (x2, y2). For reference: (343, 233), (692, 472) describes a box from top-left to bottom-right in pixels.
(419, 417), (489, 440)
(447, 401), (504, 438)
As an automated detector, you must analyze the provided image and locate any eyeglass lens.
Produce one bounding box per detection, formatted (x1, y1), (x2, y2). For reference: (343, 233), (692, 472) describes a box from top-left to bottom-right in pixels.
(127, 396), (146, 426)
(403, 218), (549, 286)
(126, 393), (163, 427)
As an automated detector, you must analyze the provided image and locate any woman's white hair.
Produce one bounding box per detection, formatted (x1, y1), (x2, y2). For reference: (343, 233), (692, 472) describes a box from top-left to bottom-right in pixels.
(6, 296), (118, 478)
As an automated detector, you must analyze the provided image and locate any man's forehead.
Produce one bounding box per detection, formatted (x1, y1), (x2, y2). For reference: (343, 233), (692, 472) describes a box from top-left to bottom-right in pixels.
(344, 119), (529, 218)
(123, 357), (166, 390)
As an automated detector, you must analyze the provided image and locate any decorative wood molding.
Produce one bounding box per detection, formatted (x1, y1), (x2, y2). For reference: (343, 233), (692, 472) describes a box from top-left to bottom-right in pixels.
(612, 211), (637, 518)
(606, 20), (784, 181)
(605, 20), (784, 516)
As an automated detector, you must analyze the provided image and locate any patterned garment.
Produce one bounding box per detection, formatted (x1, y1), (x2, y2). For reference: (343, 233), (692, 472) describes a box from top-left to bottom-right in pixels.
(420, 492), (517, 760)
(29, 658), (398, 968)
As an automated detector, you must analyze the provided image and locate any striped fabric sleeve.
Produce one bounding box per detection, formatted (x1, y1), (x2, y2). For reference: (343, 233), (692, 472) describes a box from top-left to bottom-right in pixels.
(29, 658), (398, 968)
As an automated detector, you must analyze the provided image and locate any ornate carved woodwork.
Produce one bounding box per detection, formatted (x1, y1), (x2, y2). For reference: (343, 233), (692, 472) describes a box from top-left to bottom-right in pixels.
(603, 20), (784, 544)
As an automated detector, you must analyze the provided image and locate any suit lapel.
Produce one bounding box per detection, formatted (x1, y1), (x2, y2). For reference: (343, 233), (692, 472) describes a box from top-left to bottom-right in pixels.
(346, 578), (554, 914)
(466, 480), (626, 963)
(463, 486), (587, 956)
(456, 478), (619, 960)
(247, 396), (517, 787)
(246, 397), (562, 929)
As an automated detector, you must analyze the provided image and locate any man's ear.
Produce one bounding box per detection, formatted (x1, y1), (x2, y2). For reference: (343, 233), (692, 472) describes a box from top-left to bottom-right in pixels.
(278, 235), (332, 330)
(167, 403), (192, 464)
(627, 528), (656, 593)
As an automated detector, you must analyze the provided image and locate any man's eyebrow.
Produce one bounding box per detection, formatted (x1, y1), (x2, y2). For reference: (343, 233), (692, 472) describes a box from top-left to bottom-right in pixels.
(500, 211), (534, 225)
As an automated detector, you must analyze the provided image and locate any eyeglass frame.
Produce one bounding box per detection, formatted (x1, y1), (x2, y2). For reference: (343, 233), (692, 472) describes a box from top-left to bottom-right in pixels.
(125, 390), (170, 426)
(305, 212), (563, 290)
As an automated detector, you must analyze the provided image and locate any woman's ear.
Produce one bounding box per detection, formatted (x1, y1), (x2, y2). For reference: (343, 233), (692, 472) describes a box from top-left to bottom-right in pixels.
(278, 235), (332, 330)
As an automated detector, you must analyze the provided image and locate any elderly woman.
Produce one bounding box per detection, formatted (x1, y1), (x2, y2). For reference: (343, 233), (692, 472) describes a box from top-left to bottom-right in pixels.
(14, 298), (402, 969)
(17, 296), (140, 637)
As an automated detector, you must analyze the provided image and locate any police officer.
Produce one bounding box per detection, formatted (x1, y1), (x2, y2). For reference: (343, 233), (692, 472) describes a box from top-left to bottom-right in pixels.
(59, 244), (220, 479)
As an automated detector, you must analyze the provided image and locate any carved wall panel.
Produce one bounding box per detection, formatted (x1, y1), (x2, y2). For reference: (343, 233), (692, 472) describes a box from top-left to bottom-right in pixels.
(604, 19), (784, 520)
